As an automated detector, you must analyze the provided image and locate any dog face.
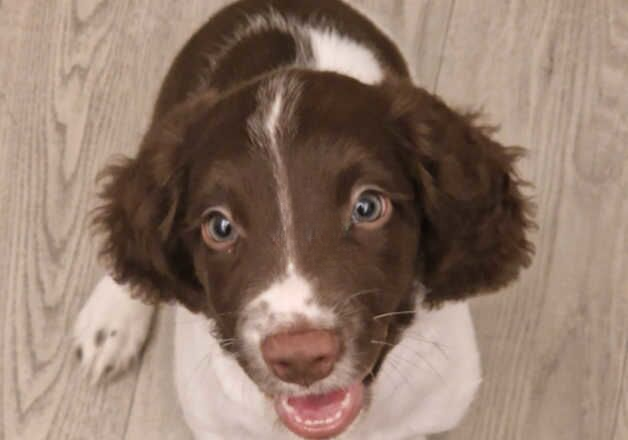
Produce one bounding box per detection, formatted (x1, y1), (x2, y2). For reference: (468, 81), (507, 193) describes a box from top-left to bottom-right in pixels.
(95, 70), (533, 437)
(190, 74), (421, 396)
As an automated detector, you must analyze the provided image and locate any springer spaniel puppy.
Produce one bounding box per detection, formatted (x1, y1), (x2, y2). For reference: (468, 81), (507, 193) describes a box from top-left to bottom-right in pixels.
(74, 1), (534, 438)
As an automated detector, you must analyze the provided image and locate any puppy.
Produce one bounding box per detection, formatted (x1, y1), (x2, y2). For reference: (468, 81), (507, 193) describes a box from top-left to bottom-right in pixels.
(74, 1), (534, 439)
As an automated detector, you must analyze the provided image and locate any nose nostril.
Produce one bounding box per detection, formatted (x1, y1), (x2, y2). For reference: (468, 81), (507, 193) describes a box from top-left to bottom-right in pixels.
(313, 355), (328, 364)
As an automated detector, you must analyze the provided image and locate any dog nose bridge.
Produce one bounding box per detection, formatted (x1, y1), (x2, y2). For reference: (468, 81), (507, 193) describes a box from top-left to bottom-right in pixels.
(261, 329), (341, 386)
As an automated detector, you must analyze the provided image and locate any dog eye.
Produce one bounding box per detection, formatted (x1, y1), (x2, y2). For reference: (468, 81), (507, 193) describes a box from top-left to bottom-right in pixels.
(202, 211), (238, 250)
(351, 191), (390, 227)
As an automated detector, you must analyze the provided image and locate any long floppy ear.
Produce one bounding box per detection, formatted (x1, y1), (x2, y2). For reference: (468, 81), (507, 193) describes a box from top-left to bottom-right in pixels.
(385, 82), (535, 305)
(93, 94), (215, 311)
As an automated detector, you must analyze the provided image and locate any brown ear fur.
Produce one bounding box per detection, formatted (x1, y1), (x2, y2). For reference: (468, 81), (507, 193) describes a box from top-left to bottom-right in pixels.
(386, 82), (535, 305)
(93, 94), (215, 311)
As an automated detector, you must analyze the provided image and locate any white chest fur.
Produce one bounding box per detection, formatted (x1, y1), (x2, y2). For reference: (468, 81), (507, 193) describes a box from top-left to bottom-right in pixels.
(174, 301), (481, 440)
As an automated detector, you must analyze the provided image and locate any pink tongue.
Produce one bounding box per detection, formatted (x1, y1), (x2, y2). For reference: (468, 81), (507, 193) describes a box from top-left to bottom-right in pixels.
(274, 382), (364, 439)
(286, 388), (348, 420)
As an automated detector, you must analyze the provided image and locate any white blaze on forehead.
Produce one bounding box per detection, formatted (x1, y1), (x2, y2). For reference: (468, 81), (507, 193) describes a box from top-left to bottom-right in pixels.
(245, 77), (335, 335)
(265, 89), (283, 138)
(249, 77), (300, 266)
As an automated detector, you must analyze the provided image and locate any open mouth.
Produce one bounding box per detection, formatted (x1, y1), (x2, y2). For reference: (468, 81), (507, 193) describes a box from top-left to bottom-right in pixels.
(274, 381), (365, 439)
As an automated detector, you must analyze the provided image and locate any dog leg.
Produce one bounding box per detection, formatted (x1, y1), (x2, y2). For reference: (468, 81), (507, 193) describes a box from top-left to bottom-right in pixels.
(73, 275), (155, 383)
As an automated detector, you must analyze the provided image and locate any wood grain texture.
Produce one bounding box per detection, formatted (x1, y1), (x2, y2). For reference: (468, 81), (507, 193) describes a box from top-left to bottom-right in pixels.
(0, 1), (625, 439)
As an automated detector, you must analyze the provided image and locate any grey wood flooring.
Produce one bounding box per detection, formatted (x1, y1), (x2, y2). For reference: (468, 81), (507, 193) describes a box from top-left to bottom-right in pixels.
(1, 1), (626, 439)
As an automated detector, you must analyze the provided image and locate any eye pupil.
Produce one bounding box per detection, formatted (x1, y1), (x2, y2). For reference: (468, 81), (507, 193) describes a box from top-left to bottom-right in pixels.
(205, 213), (236, 243)
(213, 217), (232, 238)
(357, 199), (375, 217)
(352, 193), (383, 223)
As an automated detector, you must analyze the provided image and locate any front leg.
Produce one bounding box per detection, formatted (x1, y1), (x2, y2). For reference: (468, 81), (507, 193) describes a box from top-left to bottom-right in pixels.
(73, 275), (155, 383)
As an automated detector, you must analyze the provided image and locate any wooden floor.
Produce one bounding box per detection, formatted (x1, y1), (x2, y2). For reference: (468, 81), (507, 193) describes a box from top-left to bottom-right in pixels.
(1, 1), (626, 439)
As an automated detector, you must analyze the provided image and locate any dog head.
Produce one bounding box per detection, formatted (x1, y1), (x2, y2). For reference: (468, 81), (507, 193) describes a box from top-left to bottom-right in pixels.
(95, 70), (533, 438)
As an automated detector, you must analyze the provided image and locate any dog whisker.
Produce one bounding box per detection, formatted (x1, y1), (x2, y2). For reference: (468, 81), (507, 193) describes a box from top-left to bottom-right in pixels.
(371, 338), (445, 383)
(370, 339), (395, 347)
(393, 347), (445, 382)
(331, 288), (382, 314)
(372, 310), (417, 320)
(378, 356), (414, 400)
(217, 337), (237, 350)
(401, 332), (450, 359)
(183, 351), (213, 392)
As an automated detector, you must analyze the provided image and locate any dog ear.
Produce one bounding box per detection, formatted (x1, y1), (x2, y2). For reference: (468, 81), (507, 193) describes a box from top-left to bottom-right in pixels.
(385, 82), (535, 305)
(93, 94), (215, 311)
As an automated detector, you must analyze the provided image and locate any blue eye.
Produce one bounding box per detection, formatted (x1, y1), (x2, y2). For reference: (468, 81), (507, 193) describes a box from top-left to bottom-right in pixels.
(352, 192), (384, 223)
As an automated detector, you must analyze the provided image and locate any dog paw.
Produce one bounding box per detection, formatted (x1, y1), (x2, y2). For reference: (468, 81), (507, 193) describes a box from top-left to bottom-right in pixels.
(73, 276), (155, 384)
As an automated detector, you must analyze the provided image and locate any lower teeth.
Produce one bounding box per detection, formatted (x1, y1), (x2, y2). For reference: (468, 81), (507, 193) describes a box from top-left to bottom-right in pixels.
(341, 393), (351, 409)
(299, 410), (343, 426)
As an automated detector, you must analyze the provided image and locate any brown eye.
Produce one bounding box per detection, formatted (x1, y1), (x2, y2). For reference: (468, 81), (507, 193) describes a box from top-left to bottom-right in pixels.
(351, 190), (391, 228)
(202, 211), (238, 250)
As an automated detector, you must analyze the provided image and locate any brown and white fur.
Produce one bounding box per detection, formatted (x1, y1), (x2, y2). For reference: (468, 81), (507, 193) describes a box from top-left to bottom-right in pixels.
(73, 1), (534, 439)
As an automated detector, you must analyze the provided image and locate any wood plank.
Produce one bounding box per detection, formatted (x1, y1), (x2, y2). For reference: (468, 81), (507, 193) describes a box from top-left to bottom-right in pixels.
(1, 0), (166, 438)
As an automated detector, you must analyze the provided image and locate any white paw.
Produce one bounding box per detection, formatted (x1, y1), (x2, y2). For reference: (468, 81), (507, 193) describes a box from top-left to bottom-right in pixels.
(73, 275), (155, 384)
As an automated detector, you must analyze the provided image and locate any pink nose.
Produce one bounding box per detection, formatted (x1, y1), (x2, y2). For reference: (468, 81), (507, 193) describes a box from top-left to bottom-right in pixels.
(261, 329), (341, 386)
